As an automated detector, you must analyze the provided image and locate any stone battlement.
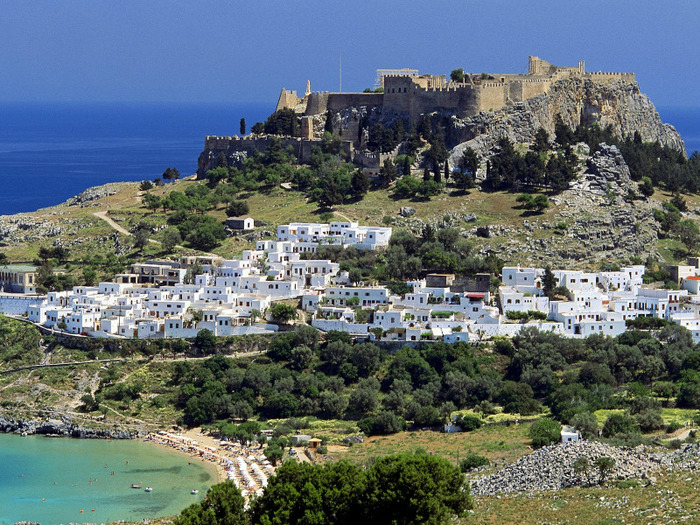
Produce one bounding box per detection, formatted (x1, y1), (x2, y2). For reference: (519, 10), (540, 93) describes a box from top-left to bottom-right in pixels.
(275, 57), (635, 126)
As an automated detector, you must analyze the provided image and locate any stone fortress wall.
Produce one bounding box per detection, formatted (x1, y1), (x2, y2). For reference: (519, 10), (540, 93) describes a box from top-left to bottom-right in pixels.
(198, 57), (637, 175)
(276, 56), (636, 125)
(198, 135), (354, 174)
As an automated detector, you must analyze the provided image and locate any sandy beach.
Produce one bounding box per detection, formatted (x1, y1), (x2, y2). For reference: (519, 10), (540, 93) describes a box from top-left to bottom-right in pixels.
(145, 427), (274, 497)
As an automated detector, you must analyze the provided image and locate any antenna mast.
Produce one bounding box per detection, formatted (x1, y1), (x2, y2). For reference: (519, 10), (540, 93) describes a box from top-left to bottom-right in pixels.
(339, 53), (342, 93)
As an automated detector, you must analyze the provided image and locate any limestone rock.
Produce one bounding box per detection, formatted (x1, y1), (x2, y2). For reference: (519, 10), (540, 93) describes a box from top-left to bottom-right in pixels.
(399, 207), (416, 217)
(449, 77), (685, 168)
(470, 441), (663, 496)
(576, 143), (637, 196)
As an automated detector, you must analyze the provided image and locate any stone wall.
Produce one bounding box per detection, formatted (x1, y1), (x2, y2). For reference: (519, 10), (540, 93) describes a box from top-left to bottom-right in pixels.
(326, 93), (383, 113)
(276, 58), (636, 127)
(477, 82), (508, 112)
(198, 135), (354, 175)
(275, 89), (301, 112)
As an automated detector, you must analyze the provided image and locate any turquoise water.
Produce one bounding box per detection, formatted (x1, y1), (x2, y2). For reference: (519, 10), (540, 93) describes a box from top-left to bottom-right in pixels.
(0, 433), (217, 525)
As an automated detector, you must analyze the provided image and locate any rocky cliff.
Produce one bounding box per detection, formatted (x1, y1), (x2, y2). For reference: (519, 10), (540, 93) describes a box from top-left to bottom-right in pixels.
(449, 77), (685, 167)
(390, 143), (665, 268)
(0, 411), (139, 439)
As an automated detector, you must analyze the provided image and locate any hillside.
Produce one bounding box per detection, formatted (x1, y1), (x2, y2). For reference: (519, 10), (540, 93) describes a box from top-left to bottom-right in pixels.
(0, 154), (697, 275)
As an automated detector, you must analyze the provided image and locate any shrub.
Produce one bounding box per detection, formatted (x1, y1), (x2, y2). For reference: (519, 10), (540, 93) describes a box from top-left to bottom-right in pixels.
(602, 412), (638, 438)
(666, 421), (682, 434)
(459, 452), (490, 472)
(455, 414), (482, 432)
(227, 200), (249, 217)
(669, 438), (683, 450)
(529, 418), (561, 448)
(616, 479), (639, 489)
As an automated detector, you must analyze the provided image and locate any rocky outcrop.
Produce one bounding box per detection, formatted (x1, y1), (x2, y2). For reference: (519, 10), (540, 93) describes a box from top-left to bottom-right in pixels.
(577, 143), (635, 194)
(390, 146), (660, 267)
(470, 441), (663, 496)
(0, 214), (84, 246)
(449, 77), (685, 168)
(65, 183), (121, 207)
(0, 412), (138, 439)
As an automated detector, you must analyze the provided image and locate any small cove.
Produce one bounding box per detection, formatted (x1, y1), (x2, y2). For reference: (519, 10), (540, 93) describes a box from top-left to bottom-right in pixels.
(0, 433), (217, 525)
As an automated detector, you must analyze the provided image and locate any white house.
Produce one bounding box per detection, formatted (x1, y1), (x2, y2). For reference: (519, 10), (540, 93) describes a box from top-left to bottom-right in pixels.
(226, 217), (255, 231)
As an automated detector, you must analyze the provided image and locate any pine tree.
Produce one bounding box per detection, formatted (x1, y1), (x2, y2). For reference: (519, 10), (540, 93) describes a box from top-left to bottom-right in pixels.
(240, 118), (246, 136)
(351, 169), (370, 199)
(380, 159), (398, 187)
(402, 155), (412, 176)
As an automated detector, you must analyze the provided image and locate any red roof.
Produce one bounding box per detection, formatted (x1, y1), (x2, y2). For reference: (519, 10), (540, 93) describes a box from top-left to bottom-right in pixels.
(466, 293), (486, 298)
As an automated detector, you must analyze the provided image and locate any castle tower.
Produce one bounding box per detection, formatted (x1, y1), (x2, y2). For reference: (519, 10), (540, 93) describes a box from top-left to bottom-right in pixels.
(300, 116), (314, 140)
(305, 80), (311, 96)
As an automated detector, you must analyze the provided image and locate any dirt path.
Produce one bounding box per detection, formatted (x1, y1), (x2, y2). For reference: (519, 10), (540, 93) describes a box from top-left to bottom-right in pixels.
(333, 210), (353, 222)
(93, 210), (132, 236)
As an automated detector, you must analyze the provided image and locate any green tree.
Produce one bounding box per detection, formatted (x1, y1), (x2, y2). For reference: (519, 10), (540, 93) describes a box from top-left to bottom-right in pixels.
(161, 228), (182, 252)
(132, 224), (151, 251)
(529, 418), (561, 448)
(594, 456), (616, 484)
(542, 266), (557, 299)
(143, 192), (161, 213)
(573, 456), (591, 485)
(450, 68), (465, 82)
(678, 218), (700, 253)
(602, 412), (638, 438)
(227, 200), (250, 217)
(81, 266), (96, 286)
(162, 167), (181, 183)
(174, 480), (247, 525)
(350, 168), (370, 199)
(263, 444), (284, 465)
(289, 344), (315, 371)
(239, 117), (246, 136)
(324, 110), (334, 134)
(194, 329), (216, 354)
(426, 129), (448, 175)
(459, 452), (490, 472)
(532, 127), (550, 153)
(533, 194), (549, 212)
(380, 158), (398, 187)
(269, 303), (298, 324)
(363, 454), (473, 524)
(639, 176), (655, 197)
(569, 412), (598, 439)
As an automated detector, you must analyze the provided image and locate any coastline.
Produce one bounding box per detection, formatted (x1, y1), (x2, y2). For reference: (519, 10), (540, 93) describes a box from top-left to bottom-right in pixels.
(145, 427), (274, 497)
(144, 429), (227, 484)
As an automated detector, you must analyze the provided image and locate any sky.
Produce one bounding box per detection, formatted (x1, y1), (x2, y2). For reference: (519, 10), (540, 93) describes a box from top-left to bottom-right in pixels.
(0, 1), (697, 107)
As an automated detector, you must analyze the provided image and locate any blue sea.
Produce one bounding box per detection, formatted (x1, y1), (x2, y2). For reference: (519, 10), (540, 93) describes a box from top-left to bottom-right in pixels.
(0, 102), (270, 215)
(0, 103), (697, 216)
(0, 433), (216, 524)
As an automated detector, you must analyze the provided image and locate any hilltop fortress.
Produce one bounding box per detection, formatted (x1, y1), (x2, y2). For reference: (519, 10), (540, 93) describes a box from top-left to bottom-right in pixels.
(199, 56), (685, 176)
(276, 56), (635, 126)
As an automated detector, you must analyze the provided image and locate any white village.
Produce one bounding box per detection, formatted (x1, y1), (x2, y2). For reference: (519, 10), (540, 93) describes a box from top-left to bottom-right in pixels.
(3, 220), (700, 344)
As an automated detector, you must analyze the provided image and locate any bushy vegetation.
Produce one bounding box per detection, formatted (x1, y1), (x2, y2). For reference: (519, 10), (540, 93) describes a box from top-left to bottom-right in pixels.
(175, 453), (472, 525)
(302, 226), (503, 283)
(0, 315), (43, 368)
(167, 321), (700, 448)
(203, 136), (368, 210)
